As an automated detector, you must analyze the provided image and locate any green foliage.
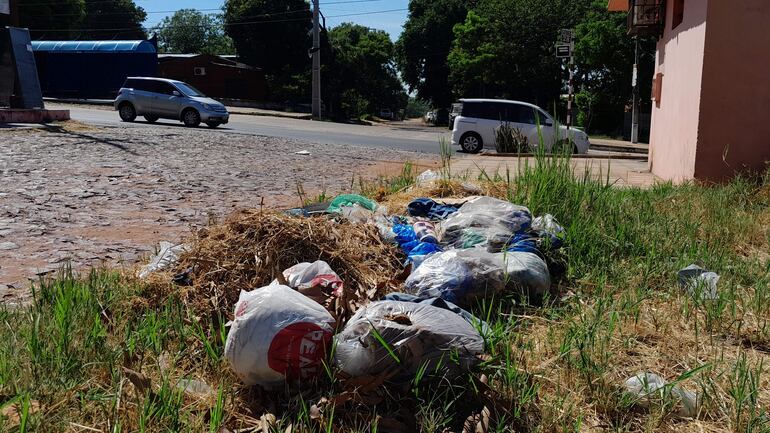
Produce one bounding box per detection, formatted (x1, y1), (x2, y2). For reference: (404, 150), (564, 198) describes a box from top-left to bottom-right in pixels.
(223, 0), (312, 76)
(326, 23), (408, 119)
(405, 97), (431, 119)
(17, 0), (146, 40)
(80, 0), (146, 40)
(449, 0), (592, 105)
(573, 0), (655, 135)
(395, 0), (473, 107)
(155, 9), (234, 55)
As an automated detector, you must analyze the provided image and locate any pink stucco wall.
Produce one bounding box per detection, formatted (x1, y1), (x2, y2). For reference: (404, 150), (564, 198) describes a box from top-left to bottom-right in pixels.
(695, 0), (770, 181)
(648, 0), (709, 182)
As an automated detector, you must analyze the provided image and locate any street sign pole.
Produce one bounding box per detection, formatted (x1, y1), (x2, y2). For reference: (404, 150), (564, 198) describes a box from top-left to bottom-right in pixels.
(557, 29), (576, 132)
(631, 36), (640, 143)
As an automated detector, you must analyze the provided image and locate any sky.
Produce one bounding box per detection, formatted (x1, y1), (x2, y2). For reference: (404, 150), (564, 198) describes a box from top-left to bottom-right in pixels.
(141, 0), (410, 41)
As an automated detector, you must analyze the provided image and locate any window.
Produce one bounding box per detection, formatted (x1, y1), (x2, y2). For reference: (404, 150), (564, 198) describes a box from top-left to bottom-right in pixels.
(174, 82), (205, 97)
(124, 79), (151, 92)
(194, 67), (206, 76)
(151, 81), (178, 95)
(462, 102), (482, 118)
(672, 0), (684, 29)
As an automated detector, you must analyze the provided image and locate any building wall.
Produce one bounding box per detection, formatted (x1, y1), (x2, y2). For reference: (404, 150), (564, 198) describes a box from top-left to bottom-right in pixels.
(159, 55), (265, 101)
(648, 0), (709, 182)
(695, 0), (770, 181)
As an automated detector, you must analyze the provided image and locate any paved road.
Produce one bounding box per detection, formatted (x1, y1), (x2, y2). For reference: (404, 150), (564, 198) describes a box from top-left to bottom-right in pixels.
(49, 104), (451, 154)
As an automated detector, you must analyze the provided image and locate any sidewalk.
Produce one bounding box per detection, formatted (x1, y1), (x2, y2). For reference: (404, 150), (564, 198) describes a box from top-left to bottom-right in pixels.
(590, 138), (649, 154)
(452, 154), (659, 187)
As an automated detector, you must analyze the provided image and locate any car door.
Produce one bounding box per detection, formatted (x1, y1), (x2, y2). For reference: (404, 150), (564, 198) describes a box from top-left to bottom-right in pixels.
(478, 102), (503, 148)
(535, 109), (557, 151)
(128, 79), (154, 114)
(151, 81), (182, 119)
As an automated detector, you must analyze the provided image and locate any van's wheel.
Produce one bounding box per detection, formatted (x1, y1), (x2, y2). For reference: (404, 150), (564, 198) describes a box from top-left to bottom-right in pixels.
(460, 132), (483, 153)
(182, 109), (201, 127)
(144, 115), (159, 123)
(206, 122), (221, 129)
(118, 103), (136, 122)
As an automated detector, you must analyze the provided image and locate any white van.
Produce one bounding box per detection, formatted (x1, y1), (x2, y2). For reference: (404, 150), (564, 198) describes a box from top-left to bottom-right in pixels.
(450, 99), (590, 154)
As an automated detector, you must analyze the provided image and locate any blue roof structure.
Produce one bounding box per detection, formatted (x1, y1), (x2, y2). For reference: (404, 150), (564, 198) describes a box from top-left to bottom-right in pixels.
(32, 40), (156, 53)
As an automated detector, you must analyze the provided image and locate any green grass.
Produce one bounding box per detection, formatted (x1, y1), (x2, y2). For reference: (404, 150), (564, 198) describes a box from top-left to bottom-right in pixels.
(0, 151), (768, 432)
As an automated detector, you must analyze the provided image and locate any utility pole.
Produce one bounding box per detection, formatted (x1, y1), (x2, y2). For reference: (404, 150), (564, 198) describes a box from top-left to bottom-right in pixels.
(566, 54), (574, 131)
(631, 36), (640, 143)
(311, 0), (321, 120)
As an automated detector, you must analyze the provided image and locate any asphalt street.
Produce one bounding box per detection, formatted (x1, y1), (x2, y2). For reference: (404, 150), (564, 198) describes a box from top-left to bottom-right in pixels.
(51, 104), (451, 154)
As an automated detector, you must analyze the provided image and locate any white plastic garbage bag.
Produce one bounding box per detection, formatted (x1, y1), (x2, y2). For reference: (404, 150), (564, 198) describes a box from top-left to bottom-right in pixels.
(224, 284), (336, 388)
(624, 372), (700, 418)
(404, 248), (550, 304)
(139, 241), (189, 279)
(282, 260), (344, 306)
(334, 300), (484, 379)
(439, 197), (532, 250)
(677, 264), (719, 301)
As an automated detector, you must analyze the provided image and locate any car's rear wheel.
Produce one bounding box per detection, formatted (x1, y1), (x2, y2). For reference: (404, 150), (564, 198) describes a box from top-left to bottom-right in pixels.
(182, 109), (201, 127)
(206, 122), (221, 129)
(460, 132), (483, 154)
(144, 115), (159, 123)
(118, 103), (136, 122)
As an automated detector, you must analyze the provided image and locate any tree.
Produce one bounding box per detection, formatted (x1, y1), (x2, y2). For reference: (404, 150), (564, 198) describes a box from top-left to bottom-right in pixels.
(573, 0), (655, 135)
(326, 23), (408, 118)
(448, 0), (593, 107)
(17, 0), (146, 40)
(223, 0), (311, 76)
(395, 0), (474, 108)
(80, 0), (146, 40)
(18, 0), (85, 40)
(155, 9), (234, 55)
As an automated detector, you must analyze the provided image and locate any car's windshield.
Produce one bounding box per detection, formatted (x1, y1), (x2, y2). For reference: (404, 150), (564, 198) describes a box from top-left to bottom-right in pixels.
(174, 82), (205, 97)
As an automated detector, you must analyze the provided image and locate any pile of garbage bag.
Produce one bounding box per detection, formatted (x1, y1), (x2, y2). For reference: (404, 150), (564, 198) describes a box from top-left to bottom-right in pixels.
(142, 191), (566, 388)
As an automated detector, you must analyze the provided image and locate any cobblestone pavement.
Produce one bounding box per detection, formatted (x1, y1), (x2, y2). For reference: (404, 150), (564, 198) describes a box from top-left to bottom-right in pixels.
(0, 124), (436, 300)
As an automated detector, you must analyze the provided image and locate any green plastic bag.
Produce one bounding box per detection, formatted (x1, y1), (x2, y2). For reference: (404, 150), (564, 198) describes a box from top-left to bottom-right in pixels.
(327, 194), (377, 214)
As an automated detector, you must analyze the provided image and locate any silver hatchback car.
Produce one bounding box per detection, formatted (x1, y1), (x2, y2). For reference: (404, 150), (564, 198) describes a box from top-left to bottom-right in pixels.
(114, 77), (229, 128)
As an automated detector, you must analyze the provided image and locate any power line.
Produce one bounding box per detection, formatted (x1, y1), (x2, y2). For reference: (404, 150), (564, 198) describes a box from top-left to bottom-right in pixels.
(27, 7), (408, 32)
(20, 0), (387, 8)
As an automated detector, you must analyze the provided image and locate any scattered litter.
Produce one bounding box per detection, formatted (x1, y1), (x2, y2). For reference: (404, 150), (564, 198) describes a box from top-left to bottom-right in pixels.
(416, 169), (441, 184)
(283, 260), (344, 306)
(327, 194), (377, 214)
(295, 150), (311, 156)
(176, 378), (213, 397)
(224, 283), (336, 388)
(440, 197), (532, 250)
(678, 264), (719, 301)
(413, 221), (438, 244)
(139, 241), (189, 279)
(339, 203), (375, 223)
(404, 248), (550, 304)
(284, 202), (331, 217)
(383, 292), (489, 334)
(334, 300), (484, 380)
(407, 198), (460, 220)
(531, 214), (566, 250)
(623, 372), (700, 418)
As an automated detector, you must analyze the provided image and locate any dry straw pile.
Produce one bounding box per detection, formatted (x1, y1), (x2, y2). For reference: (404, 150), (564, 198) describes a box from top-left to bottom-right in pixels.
(145, 209), (406, 321)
